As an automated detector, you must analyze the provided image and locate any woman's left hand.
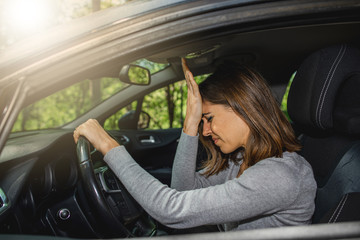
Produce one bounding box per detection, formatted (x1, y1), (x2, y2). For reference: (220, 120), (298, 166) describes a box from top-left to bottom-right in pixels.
(73, 119), (119, 155)
(182, 58), (203, 136)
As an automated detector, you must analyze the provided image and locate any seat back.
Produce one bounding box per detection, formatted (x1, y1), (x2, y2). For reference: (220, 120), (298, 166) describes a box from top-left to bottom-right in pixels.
(287, 44), (360, 223)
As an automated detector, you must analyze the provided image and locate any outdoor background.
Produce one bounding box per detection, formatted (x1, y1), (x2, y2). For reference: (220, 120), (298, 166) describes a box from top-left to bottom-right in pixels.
(1, 0), (134, 50)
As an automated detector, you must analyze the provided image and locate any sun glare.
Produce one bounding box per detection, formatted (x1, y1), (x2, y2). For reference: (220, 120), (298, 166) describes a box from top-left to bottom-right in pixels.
(2, 0), (55, 35)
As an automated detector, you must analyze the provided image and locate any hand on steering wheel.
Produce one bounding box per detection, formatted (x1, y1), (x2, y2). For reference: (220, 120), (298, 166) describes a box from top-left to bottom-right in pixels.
(73, 119), (119, 155)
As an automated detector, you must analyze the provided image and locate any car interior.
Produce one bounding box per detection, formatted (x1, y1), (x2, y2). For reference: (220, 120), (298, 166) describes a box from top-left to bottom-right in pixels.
(1, 1), (360, 239)
(287, 44), (360, 223)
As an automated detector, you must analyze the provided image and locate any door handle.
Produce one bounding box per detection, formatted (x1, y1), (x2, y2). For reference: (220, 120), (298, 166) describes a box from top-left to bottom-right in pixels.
(140, 135), (156, 144)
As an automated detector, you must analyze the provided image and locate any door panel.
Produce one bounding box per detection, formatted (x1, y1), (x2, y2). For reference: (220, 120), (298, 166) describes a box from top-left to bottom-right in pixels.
(108, 128), (182, 186)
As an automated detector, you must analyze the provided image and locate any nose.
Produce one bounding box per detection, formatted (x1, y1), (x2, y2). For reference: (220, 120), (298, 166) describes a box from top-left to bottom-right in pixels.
(202, 121), (212, 136)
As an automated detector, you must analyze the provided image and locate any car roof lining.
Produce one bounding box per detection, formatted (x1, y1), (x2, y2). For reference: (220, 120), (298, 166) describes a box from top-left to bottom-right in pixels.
(149, 21), (360, 85)
(61, 21), (360, 83)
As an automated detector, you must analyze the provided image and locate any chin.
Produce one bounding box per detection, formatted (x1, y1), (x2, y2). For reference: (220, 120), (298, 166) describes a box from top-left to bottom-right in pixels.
(219, 146), (234, 154)
(219, 144), (243, 155)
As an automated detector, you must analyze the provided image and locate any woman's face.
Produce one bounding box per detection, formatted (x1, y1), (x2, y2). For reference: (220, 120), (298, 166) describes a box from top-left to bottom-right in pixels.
(202, 100), (250, 154)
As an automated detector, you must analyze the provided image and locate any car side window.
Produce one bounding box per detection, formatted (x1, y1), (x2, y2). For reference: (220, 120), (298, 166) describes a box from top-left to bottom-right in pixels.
(104, 81), (186, 130)
(143, 82), (186, 129)
(104, 74), (208, 130)
(280, 72), (296, 122)
(11, 77), (128, 132)
(104, 101), (138, 130)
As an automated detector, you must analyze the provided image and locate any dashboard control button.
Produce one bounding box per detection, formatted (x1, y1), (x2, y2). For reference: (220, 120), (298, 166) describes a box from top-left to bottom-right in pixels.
(58, 208), (71, 220)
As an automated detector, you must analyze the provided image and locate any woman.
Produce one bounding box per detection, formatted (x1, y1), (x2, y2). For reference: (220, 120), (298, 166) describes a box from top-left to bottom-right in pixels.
(73, 59), (316, 231)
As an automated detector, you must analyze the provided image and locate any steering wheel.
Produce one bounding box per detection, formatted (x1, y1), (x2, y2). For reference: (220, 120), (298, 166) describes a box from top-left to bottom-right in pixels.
(76, 136), (134, 238)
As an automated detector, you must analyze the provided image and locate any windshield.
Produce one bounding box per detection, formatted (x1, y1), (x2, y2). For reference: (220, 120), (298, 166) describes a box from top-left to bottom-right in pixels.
(11, 59), (168, 132)
(12, 78), (128, 132)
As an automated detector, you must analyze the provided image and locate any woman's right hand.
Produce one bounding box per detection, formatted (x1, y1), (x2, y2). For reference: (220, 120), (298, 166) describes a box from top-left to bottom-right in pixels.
(73, 119), (119, 156)
(182, 58), (203, 136)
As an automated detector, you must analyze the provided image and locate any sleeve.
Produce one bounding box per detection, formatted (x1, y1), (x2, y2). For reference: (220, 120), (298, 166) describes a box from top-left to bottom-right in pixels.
(104, 146), (299, 229)
(170, 130), (222, 191)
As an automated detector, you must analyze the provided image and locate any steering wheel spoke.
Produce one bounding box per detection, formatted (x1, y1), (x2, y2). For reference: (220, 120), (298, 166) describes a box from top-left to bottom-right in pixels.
(95, 166), (143, 223)
(76, 137), (134, 237)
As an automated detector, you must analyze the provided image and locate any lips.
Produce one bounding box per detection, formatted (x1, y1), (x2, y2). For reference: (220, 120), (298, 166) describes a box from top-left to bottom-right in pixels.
(212, 137), (219, 145)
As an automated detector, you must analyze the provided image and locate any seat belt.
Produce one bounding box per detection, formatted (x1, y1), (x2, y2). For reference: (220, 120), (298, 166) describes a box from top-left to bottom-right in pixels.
(313, 141), (360, 223)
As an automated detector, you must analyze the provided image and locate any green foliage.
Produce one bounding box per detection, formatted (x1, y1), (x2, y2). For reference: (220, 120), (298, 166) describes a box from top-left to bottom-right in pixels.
(144, 74), (208, 130)
(13, 54), (293, 133)
(104, 74), (209, 130)
(127, 66), (150, 85)
(12, 55), (208, 133)
(133, 59), (169, 74)
(280, 71), (296, 122)
(12, 78), (126, 132)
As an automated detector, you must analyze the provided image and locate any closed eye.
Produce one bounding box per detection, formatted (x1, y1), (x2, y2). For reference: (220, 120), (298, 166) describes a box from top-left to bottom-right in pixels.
(202, 113), (213, 123)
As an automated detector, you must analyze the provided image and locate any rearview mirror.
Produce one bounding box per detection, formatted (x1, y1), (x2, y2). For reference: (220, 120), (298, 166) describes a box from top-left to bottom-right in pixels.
(119, 64), (151, 85)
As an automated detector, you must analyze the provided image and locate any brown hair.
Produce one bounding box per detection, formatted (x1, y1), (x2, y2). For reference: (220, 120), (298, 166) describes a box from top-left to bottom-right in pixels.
(198, 63), (301, 177)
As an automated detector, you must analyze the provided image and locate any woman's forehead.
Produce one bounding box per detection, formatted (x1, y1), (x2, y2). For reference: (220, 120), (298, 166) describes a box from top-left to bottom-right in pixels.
(202, 101), (229, 114)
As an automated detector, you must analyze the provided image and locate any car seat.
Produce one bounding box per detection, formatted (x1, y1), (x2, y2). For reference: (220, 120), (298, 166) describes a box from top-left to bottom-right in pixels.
(287, 44), (360, 223)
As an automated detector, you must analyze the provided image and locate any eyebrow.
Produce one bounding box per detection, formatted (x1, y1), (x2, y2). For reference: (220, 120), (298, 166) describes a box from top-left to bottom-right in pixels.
(202, 112), (211, 117)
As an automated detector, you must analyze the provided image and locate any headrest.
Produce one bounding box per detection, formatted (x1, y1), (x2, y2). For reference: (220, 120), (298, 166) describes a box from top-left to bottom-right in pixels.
(288, 44), (360, 136)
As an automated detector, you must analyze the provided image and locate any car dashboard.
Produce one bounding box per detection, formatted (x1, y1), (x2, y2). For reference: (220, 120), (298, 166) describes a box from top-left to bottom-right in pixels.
(0, 130), (81, 235)
(0, 129), (152, 238)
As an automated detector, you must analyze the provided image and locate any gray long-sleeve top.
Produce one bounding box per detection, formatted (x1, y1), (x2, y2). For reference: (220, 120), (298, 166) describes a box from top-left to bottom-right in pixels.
(104, 130), (316, 231)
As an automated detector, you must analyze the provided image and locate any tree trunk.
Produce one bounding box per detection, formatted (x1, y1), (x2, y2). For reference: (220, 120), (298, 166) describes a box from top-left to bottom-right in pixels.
(166, 85), (174, 128)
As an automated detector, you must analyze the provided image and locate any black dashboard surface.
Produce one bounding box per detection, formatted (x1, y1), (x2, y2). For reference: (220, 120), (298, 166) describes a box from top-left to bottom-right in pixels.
(0, 130), (79, 235)
(0, 130), (73, 163)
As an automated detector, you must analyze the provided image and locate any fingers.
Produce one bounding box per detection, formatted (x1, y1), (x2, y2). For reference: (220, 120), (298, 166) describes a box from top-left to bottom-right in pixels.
(73, 119), (99, 144)
(73, 129), (79, 143)
(73, 126), (83, 144)
(73, 119), (120, 155)
(181, 58), (192, 90)
(181, 58), (189, 77)
(181, 58), (197, 93)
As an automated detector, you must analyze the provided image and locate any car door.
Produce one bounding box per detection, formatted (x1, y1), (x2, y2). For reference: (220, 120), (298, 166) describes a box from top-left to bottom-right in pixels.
(104, 82), (186, 186)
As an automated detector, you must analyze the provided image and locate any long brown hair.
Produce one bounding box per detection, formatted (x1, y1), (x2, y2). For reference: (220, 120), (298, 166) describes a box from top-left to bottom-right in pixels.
(198, 63), (300, 177)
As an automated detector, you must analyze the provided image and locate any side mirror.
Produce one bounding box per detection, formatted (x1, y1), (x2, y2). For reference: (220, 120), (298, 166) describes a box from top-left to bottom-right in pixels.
(118, 110), (151, 130)
(138, 111), (150, 129)
(119, 64), (151, 85)
(118, 110), (137, 129)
